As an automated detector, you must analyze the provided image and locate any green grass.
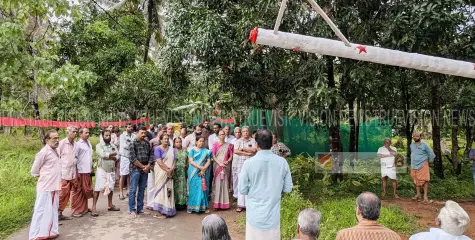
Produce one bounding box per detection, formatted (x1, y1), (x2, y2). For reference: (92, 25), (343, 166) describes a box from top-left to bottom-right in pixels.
(0, 134), (99, 239)
(0, 136), (41, 239)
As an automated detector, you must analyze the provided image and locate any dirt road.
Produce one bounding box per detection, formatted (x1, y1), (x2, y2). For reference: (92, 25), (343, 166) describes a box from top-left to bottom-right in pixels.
(9, 192), (245, 240)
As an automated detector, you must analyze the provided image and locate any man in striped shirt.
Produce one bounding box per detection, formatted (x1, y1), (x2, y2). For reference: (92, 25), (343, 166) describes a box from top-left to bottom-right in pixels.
(336, 192), (401, 240)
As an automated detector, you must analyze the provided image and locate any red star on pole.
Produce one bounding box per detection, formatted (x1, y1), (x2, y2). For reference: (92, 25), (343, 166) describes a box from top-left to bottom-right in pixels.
(356, 45), (367, 54)
(291, 46), (300, 52)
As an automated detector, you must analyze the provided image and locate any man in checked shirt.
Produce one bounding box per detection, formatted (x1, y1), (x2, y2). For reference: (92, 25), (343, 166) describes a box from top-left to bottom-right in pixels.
(128, 125), (155, 218)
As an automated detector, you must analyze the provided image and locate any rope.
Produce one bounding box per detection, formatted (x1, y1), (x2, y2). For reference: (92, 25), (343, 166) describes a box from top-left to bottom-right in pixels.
(273, 0), (288, 34)
(307, 0), (351, 47)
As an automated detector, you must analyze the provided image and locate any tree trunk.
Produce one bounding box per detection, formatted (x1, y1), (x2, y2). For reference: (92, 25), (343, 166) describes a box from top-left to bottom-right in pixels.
(464, 116), (473, 158)
(451, 109), (461, 174)
(431, 78), (444, 179)
(261, 109), (267, 129)
(28, 43), (45, 145)
(349, 98), (356, 168)
(272, 109), (283, 139)
(143, 0), (155, 63)
(362, 101), (368, 151)
(356, 98), (361, 159)
(326, 56), (343, 182)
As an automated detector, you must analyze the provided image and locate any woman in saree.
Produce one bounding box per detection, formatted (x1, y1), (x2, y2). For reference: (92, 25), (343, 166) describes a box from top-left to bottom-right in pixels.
(187, 136), (212, 214)
(211, 130), (234, 210)
(153, 134), (177, 217)
(173, 137), (188, 210)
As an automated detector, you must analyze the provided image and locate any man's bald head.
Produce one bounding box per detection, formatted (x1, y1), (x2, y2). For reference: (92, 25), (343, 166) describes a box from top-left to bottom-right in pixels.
(356, 192), (381, 220)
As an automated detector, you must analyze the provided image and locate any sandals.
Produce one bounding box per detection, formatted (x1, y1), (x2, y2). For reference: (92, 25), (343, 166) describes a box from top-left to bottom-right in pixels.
(59, 215), (73, 221)
(236, 208), (242, 212)
(91, 211), (99, 217)
(411, 196), (421, 201)
(130, 212), (137, 218)
(205, 210), (210, 214)
(119, 194), (126, 200)
(72, 213), (83, 218)
(108, 205), (120, 211)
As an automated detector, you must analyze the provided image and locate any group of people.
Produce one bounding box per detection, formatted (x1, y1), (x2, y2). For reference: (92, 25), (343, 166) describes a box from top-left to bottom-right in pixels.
(27, 120), (293, 239)
(27, 118), (472, 240)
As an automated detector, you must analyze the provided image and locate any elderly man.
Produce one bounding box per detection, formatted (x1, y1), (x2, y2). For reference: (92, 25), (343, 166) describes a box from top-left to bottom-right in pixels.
(208, 123), (222, 149)
(166, 123), (175, 146)
(201, 214), (232, 240)
(409, 200), (471, 240)
(336, 192), (400, 240)
(296, 208), (322, 240)
(70, 128), (93, 217)
(91, 130), (120, 217)
(271, 133), (291, 158)
(239, 129), (292, 239)
(128, 126), (155, 218)
(377, 138), (399, 199)
(57, 126), (78, 221)
(230, 126), (241, 197)
(223, 125), (235, 143)
(119, 123), (135, 200)
(234, 126), (257, 212)
(183, 124), (202, 151)
(410, 133), (435, 203)
(29, 130), (62, 240)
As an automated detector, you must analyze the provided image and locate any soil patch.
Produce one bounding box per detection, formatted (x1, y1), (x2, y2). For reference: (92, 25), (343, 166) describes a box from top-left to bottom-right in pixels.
(383, 198), (475, 240)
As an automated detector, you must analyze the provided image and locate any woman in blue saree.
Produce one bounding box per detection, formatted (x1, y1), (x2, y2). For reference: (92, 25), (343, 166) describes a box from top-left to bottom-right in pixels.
(187, 136), (212, 214)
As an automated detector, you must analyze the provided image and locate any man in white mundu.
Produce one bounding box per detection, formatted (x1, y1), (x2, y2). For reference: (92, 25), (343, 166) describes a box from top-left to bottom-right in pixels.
(29, 130), (62, 240)
(377, 138), (399, 199)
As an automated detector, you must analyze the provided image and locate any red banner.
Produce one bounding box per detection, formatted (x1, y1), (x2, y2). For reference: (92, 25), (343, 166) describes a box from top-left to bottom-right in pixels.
(0, 117), (150, 128)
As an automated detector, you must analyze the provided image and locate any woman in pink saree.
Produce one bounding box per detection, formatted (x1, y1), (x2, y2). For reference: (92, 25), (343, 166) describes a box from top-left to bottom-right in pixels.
(211, 130), (234, 210)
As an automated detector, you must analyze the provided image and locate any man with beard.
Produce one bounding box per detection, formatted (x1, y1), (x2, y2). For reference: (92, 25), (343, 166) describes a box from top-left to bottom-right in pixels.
(29, 130), (62, 240)
(57, 126), (78, 221)
(183, 124), (203, 151)
(208, 123), (222, 149)
(91, 130), (120, 216)
(70, 128), (93, 217)
(410, 132), (435, 203)
(202, 120), (211, 149)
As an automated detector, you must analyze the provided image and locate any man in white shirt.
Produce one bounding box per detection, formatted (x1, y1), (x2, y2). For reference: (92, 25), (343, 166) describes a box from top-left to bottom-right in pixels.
(409, 200), (471, 240)
(223, 125), (235, 143)
(377, 138), (399, 199)
(208, 123), (222, 149)
(230, 127), (241, 198)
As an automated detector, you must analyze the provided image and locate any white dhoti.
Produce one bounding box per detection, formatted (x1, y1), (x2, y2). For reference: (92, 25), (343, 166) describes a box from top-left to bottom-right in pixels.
(94, 168), (115, 195)
(381, 167), (397, 180)
(246, 222), (280, 240)
(146, 172), (155, 208)
(232, 155), (239, 198)
(29, 190), (59, 240)
(120, 156), (130, 176)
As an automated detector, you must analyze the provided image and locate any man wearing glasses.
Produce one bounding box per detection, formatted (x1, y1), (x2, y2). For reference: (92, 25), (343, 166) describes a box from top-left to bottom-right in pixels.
(29, 130), (62, 240)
